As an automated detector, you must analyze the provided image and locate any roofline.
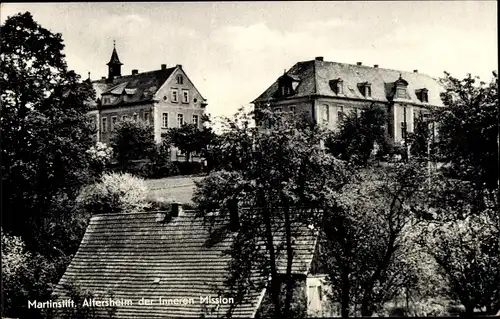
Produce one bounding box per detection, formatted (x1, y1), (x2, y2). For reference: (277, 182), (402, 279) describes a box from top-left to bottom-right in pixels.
(91, 67), (177, 84)
(252, 94), (443, 108)
(305, 58), (441, 79)
(98, 99), (155, 109)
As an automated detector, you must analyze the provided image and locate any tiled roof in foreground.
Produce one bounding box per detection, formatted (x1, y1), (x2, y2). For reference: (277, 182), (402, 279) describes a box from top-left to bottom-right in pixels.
(54, 210), (317, 318)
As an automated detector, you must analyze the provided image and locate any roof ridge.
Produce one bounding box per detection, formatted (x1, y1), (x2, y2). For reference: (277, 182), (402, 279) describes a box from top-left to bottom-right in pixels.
(314, 60), (436, 78)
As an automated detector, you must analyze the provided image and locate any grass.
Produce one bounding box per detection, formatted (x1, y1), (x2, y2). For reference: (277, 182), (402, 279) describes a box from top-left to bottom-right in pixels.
(145, 175), (205, 205)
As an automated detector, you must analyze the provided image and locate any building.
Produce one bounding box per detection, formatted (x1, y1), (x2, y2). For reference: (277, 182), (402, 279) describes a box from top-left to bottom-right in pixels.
(53, 207), (332, 318)
(252, 57), (445, 143)
(88, 43), (207, 160)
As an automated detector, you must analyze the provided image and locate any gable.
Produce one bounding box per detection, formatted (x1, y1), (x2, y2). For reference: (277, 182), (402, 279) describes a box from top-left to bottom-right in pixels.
(154, 66), (207, 104)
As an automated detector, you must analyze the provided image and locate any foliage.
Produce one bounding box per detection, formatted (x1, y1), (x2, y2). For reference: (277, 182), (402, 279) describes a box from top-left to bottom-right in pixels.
(436, 71), (498, 191)
(1, 230), (71, 318)
(326, 103), (393, 166)
(110, 119), (155, 168)
(87, 142), (113, 173)
(193, 108), (353, 318)
(1, 12), (99, 254)
(166, 120), (215, 162)
(145, 140), (179, 178)
(428, 216), (499, 314)
(46, 281), (117, 319)
(174, 161), (204, 175)
(76, 172), (150, 215)
(408, 113), (433, 159)
(320, 161), (429, 317)
(418, 170), (500, 314)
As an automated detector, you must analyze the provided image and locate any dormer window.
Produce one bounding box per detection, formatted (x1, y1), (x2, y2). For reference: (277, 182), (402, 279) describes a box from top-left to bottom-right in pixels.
(358, 82), (372, 97)
(329, 78), (343, 95)
(102, 95), (114, 105)
(394, 75), (409, 99)
(276, 72), (299, 98)
(416, 88), (429, 103)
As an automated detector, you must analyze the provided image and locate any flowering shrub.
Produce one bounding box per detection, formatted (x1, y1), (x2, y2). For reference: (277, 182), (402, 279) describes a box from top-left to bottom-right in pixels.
(86, 142), (113, 171)
(76, 172), (150, 215)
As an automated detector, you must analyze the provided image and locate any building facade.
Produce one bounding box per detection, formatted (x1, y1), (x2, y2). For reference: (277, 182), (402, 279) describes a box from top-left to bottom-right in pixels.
(88, 44), (208, 160)
(252, 57), (444, 143)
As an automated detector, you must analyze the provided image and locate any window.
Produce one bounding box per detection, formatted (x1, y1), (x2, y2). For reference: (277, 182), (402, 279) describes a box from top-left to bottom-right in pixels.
(171, 89), (178, 102)
(416, 89), (429, 103)
(359, 82), (372, 97)
(133, 113), (138, 121)
(290, 106), (296, 113)
(337, 81), (343, 94)
(422, 91), (429, 103)
(121, 115), (128, 121)
(144, 112), (150, 123)
(401, 121), (408, 139)
(102, 96), (111, 105)
(192, 114), (199, 127)
(182, 90), (189, 103)
(89, 116), (97, 129)
(364, 85), (372, 97)
(101, 117), (107, 133)
(111, 116), (117, 131)
(162, 113), (168, 128)
(281, 86), (291, 96)
(177, 114), (184, 127)
(322, 104), (329, 123)
(176, 74), (183, 84)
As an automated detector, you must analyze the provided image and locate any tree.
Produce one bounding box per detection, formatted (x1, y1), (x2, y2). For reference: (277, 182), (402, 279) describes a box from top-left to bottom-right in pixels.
(0, 12), (105, 318)
(1, 12), (98, 254)
(408, 113), (433, 159)
(110, 119), (155, 169)
(193, 109), (352, 318)
(166, 121), (214, 163)
(418, 170), (500, 314)
(1, 230), (71, 318)
(320, 161), (428, 317)
(436, 71), (498, 192)
(327, 103), (393, 166)
(413, 71), (500, 315)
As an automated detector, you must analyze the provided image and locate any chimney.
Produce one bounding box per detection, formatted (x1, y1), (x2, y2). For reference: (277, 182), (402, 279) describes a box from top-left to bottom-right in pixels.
(132, 69), (138, 75)
(171, 202), (182, 217)
(413, 69), (418, 73)
(228, 198), (239, 231)
(161, 64), (167, 70)
(374, 64), (379, 68)
(101, 76), (106, 80)
(315, 56), (324, 61)
(176, 64), (182, 69)
(357, 62), (362, 66)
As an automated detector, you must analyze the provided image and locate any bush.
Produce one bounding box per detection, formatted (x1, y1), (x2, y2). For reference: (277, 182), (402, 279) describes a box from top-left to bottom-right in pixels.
(146, 143), (179, 178)
(174, 161), (203, 175)
(110, 119), (155, 169)
(1, 230), (70, 318)
(76, 172), (150, 215)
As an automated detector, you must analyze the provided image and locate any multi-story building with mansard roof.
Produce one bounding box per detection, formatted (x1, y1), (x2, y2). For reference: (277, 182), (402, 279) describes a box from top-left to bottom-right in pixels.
(87, 43), (207, 160)
(252, 56), (444, 143)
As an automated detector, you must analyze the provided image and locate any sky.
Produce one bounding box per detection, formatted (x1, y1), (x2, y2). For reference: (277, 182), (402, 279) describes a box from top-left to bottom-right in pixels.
(1, 2), (498, 118)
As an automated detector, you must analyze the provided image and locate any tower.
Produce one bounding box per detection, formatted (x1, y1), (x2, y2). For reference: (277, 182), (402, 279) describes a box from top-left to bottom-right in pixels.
(107, 40), (123, 80)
